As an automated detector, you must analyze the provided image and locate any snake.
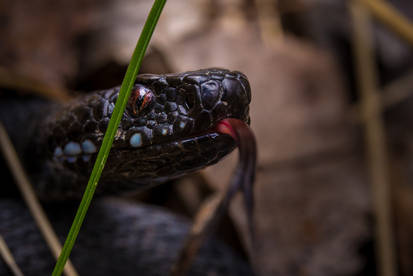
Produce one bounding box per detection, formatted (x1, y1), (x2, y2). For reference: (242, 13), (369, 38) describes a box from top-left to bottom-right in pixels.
(0, 68), (253, 275)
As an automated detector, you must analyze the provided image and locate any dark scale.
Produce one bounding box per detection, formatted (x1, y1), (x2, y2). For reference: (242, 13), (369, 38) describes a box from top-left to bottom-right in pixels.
(200, 80), (222, 110)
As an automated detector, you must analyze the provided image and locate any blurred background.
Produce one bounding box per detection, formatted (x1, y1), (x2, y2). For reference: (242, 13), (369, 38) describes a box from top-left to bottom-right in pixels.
(2, 0), (413, 275)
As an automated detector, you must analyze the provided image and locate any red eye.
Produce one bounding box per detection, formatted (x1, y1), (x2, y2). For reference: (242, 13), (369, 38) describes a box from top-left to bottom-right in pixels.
(129, 86), (153, 115)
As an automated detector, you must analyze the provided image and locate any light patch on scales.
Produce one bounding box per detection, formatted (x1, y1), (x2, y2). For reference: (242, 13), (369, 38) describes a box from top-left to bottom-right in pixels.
(114, 129), (126, 140)
(53, 147), (63, 157)
(161, 128), (169, 136)
(53, 140), (97, 163)
(179, 121), (186, 129)
(130, 133), (142, 148)
(81, 139), (97, 154)
(63, 142), (81, 155)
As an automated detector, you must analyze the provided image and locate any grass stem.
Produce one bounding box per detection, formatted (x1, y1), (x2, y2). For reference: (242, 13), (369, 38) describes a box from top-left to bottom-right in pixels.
(52, 1), (167, 275)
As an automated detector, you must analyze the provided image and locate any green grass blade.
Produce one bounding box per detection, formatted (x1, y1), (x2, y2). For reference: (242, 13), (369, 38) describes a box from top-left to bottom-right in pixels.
(52, 1), (167, 275)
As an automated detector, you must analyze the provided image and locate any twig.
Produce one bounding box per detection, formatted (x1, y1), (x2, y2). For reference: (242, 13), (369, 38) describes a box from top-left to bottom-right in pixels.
(350, 69), (413, 122)
(0, 235), (24, 276)
(360, 0), (413, 46)
(0, 123), (78, 276)
(52, 1), (166, 274)
(170, 194), (223, 276)
(350, 2), (397, 276)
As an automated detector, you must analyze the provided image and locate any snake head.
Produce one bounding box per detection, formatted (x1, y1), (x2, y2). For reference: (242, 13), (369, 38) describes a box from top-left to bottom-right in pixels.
(123, 68), (251, 143)
(45, 68), (251, 195)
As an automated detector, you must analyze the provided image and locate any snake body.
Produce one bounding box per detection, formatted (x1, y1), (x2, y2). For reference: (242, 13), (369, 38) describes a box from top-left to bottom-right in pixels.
(0, 68), (252, 275)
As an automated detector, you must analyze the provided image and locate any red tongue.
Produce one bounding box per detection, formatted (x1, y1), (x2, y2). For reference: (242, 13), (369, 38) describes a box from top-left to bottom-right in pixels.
(172, 118), (257, 276)
(216, 118), (257, 246)
(215, 119), (237, 139)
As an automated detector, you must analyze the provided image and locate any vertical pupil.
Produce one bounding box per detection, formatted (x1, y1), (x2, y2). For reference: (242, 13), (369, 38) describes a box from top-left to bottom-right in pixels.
(137, 94), (144, 110)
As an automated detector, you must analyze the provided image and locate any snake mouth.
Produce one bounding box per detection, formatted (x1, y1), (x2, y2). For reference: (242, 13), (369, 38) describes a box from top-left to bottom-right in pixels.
(101, 117), (246, 183)
(134, 114), (249, 149)
(103, 129), (236, 183)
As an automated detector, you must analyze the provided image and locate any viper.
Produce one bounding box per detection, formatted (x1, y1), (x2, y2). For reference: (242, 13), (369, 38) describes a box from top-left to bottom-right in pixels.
(0, 68), (253, 275)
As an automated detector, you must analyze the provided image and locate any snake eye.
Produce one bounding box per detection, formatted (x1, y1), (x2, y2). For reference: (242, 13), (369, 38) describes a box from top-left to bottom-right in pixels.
(129, 85), (154, 116)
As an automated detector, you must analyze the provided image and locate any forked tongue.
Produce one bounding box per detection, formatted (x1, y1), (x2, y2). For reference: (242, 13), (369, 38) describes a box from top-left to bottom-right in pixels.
(216, 118), (257, 245)
(171, 118), (257, 276)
